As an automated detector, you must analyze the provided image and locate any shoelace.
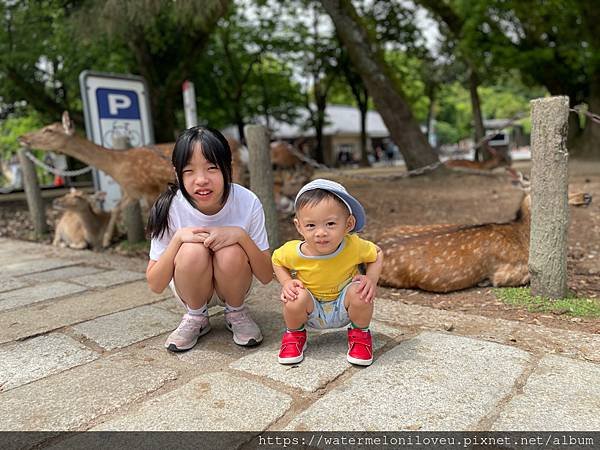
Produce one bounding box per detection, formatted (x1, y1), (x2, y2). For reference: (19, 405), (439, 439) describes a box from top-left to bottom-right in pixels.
(178, 316), (204, 332)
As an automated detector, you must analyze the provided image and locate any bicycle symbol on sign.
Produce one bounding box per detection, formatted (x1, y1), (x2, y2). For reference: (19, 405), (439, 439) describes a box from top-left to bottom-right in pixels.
(103, 121), (141, 148)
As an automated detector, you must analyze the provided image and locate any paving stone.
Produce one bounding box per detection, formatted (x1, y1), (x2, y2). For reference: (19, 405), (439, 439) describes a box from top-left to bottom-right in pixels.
(230, 329), (388, 392)
(72, 305), (180, 350)
(74, 270), (145, 288)
(284, 332), (531, 431)
(91, 372), (292, 431)
(492, 355), (600, 431)
(0, 334), (98, 391)
(374, 297), (600, 363)
(0, 276), (29, 293)
(0, 281), (88, 312)
(0, 353), (178, 431)
(21, 266), (106, 283)
(4, 258), (77, 277)
(0, 282), (170, 344)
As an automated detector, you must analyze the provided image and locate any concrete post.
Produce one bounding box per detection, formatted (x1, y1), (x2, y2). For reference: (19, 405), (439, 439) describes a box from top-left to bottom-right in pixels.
(529, 96), (570, 299)
(244, 124), (280, 250)
(18, 147), (48, 238)
(113, 136), (145, 244)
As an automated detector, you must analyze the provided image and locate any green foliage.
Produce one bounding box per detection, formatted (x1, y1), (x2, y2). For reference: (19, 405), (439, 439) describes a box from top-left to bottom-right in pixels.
(0, 111), (44, 159)
(495, 287), (600, 318)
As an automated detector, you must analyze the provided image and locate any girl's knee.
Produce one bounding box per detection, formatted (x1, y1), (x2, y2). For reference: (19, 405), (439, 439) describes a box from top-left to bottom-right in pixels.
(213, 244), (249, 271)
(175, 242), (211, 269)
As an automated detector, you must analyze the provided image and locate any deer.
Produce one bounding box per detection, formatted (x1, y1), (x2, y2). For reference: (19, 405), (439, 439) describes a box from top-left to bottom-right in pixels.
(18, 112), (243, 247)
(52, 188), (111, 250)
(377, 174), (592, 293)
(444, 146), (507, 170)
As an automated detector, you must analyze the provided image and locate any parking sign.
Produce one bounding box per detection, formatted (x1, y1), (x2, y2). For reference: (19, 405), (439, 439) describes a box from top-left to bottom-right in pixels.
(79, 71), (154, 210)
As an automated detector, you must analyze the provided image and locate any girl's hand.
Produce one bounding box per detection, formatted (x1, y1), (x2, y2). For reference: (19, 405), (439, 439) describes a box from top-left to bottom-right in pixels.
(176, 227), (210, 244)
(352, 274), (376, 303)
(281, 279), (304, 302)
(197, 226), (245, 251)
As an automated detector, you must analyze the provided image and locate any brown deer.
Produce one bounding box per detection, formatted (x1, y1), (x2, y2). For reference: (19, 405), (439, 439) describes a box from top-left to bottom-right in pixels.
(18, 112), (243, 247)
(53, 189), (111, 250)
(378, 179), (592, 293)
(444, 146), (507, 170)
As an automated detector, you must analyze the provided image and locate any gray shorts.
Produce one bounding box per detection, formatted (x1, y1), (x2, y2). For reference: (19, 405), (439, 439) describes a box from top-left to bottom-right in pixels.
(306, 282), (357, 329)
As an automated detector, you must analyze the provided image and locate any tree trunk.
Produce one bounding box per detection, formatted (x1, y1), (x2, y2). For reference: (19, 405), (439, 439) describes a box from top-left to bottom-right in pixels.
(320, 0), (438, 171)
(529, 96), (570, 299)
(571, 73), (600, 159)
(469, 69), (487, 161)
(359, 94), (369, 167)
(18, 147), (48, 238)
(245, 124), (279, 249)
(425, 84), (436, 144)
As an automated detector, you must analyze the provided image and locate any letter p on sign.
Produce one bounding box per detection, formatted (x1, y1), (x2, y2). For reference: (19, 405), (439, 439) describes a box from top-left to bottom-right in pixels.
(108, 94), (132, 115)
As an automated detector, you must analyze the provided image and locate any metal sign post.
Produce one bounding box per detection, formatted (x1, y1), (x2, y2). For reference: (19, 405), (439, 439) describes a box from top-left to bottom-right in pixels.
(182, 80), (198, 129)
(79, 71), (155, 210)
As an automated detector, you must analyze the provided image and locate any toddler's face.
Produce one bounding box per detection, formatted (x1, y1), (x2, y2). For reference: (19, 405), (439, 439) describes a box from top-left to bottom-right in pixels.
(294, 196), (355, 256)
(182, 145), (225, 215)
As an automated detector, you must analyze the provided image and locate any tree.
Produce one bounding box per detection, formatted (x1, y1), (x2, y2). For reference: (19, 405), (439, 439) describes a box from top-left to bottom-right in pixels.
(320, 0), (439, 170)
(454, 0), (599, 158)
(416, 0), (495, 160)
(193, 1), (304, 140)
(73, 0), (230, 142)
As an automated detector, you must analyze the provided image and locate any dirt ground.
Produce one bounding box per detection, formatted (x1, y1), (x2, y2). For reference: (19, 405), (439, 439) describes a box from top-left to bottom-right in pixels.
(1, 159), (599, 335)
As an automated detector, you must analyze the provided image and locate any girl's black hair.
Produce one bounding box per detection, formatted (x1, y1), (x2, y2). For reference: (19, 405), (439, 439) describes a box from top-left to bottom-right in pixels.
(146, 127), (233, 239)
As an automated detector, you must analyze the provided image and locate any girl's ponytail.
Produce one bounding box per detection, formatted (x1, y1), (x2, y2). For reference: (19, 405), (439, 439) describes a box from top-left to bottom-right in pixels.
(146, 182), (178, 239)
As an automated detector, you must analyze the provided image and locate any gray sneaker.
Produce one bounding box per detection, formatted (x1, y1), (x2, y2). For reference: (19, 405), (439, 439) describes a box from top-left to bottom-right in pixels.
(224, 307), (263, 346)
(165, 313), (211, 352)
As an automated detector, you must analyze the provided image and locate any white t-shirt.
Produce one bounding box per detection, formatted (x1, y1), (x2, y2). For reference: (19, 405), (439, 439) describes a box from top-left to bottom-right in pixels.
(149, 184), (270, 261)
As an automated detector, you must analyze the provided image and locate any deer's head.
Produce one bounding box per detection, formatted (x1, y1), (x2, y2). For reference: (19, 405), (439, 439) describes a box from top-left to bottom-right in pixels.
(18, 111), (75, 151)
(53, 187), (93, 212)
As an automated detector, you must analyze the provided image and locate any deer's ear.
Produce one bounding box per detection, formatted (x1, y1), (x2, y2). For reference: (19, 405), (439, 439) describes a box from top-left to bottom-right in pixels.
(62, 111), (75, 136)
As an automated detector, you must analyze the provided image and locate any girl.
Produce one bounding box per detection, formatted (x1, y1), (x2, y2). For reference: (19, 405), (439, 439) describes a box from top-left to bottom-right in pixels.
(146, 127), (272, 352)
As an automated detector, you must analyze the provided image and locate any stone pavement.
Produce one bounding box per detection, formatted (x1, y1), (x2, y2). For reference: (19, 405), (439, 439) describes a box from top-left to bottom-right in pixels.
(1, 237), (600, 441)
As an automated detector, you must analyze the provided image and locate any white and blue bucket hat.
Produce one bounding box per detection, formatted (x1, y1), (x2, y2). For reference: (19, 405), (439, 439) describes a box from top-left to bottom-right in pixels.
(294, 178), (366, 232)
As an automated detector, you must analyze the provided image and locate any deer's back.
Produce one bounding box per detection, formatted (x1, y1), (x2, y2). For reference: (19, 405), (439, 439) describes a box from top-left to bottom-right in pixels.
(379, 221), (529, 292)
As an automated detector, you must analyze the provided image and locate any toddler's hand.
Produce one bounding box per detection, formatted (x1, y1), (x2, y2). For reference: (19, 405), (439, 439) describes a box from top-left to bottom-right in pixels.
(281, 279), (304, 302)
(352, 274), (376, 303)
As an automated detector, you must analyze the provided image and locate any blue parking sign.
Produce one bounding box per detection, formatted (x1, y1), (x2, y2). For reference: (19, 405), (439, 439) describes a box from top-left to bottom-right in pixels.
(80, 71), (154, 210)
(96, 88), (141, 119)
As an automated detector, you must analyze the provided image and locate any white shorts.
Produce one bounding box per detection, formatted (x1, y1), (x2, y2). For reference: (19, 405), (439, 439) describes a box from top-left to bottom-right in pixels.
(306, 282), (357, 329)
(168, 279), (226, 310)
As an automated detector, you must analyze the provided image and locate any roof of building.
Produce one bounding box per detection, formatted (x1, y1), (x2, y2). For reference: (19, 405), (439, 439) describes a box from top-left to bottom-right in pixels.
(261, 104), (390, 139)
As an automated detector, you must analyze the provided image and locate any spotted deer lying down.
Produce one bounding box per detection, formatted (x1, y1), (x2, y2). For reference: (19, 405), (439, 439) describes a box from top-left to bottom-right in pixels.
(53, 189), (110, 250)
(378, 189), (592, 293)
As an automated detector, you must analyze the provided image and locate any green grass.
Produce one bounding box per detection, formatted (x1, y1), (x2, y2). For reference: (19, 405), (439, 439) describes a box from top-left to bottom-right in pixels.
(494, 287), (600, 318)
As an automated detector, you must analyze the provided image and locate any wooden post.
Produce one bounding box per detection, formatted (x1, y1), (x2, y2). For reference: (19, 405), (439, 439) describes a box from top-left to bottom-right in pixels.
(18, 147), (48, 238)
(113, 136), (145, 244)
(244, 124), (280, 250)
(529, 96), (570, 299)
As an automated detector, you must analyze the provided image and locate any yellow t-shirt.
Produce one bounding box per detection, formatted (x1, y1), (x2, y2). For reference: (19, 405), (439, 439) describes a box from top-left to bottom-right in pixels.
(272, 234), (378, 300)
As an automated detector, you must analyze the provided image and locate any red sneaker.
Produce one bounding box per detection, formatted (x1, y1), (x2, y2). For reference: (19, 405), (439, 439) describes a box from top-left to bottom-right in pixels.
(278, 330), (307, 364)
(347, 328), (373, 366)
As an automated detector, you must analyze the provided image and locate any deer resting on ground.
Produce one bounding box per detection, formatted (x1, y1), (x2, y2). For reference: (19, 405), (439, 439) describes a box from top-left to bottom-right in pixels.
(53, 189), (111, 250)
(378, 179), (592, 293)
(444, 146), (507, 170)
